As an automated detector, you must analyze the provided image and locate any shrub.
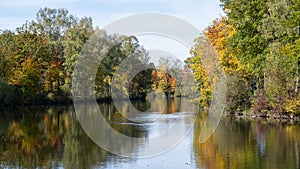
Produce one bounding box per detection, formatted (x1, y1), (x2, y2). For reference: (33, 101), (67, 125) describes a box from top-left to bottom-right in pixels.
(284, 97), (300, 116)
(226, 75), (252, 113)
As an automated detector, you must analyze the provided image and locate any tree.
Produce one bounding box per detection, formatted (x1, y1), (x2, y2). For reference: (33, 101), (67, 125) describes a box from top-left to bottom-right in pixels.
(36, 7), (75, 42)
(186, 36), (217, 109)
(10, 57), (41, 103)
(205, 17), (252, 112)
(6, 22), (51, 102)
(35, 8), (76, 96)
(220, 0), (269, 90)
(283, 0), (300, 93)
(215, 0), (300, 115)
(206, 17), (245, 76)
(62, 17), (94, 94)
(0, 30), (14, 84)
(96, 35), (152, 99)
(151, 56), (181, 96)
(257, 0), (295, 113)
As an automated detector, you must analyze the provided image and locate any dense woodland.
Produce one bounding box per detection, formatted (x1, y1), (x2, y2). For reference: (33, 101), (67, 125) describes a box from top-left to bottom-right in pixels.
(0, 8), (179, 106)
(186, 0), (300, 116)
(0, 0), (300, 117)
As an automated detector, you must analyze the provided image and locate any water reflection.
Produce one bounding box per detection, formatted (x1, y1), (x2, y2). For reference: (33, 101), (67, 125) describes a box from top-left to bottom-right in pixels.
(74, 96), (196, 158)
(1, 101), (300, 168)
(0, 97), (191, 168)
(193, 116), (300, 169)
(0, 106), (125, 168)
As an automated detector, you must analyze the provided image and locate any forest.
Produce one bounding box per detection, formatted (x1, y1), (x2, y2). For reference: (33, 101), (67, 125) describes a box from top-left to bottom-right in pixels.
(0, 8), (179, 106)
(0, 0), (300, 117)
(186, 0), (300, 116)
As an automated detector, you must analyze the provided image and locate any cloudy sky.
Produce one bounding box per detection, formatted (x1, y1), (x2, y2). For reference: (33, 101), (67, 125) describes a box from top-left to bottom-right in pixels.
(0, 0), (224, 61)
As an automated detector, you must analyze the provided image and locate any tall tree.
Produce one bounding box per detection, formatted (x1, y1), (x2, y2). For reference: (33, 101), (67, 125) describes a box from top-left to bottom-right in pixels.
(220, 0), (269, 89)
(8, 22), (50, 96)
(0, 30), (14, 84)
(258, 0), (295, 112)
(62, 17), (94, 93)
(35, 8), (75, 96)
(186, 36), (218, 109)
(205, 17), (252, 112)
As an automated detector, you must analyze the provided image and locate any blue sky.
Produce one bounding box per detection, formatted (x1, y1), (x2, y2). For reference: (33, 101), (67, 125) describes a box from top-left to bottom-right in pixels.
(0, 0), (224, 61)
(0, 0), (224, 31)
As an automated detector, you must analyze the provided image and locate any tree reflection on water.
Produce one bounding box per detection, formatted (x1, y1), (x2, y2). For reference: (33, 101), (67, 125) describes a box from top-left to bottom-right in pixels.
(193, 115), (300, 169)
(1, 101), (300, 169)
(0, 105), (134, 168)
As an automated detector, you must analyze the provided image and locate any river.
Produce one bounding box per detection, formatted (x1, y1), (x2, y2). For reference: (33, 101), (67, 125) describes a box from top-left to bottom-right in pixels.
(0, 98), (300, 169)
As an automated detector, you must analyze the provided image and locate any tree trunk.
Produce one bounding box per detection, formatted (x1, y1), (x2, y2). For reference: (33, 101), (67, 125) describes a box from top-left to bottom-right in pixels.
(296, 58), (299, 93)
(296, 26), (300, 94)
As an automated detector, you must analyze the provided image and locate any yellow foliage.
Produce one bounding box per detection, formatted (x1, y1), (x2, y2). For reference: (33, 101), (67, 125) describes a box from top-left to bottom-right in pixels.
(187, 39), (213, 109)
(205, 17), (246, 77)
(285, 98), (300, 115)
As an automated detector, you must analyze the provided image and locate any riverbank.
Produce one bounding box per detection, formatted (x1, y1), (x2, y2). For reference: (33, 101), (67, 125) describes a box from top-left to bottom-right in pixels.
(227, 111), (300, 122)
(0, 92), (150, 107)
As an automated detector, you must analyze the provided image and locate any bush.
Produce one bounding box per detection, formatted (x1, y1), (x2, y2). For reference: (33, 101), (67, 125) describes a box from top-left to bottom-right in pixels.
(284, 97), (300, 116)
(226, 75), (252, 113)
(253, 90), (272, 116)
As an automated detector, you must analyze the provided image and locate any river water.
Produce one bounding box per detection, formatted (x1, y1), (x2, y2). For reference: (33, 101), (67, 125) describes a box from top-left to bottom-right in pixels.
(0, 98), (300, 169)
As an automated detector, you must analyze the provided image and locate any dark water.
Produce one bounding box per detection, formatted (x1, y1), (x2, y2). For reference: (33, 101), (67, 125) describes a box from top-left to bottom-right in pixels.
(0, 98), (300, 169)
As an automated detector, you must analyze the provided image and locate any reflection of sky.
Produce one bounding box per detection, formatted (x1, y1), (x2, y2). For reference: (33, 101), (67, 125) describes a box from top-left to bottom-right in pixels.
(102, 131), (196, 169)
(106, 96), (197, 158)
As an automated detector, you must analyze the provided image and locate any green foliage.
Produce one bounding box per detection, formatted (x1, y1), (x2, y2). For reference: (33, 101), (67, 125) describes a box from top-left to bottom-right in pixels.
(62, 17), (94, 93)
(220, 0), (269, 87)
(0, 30), (14, 84)
(187, 0), (300, 115)
(214, 0), (300, 115)
(94, 35), (152, 99)
(20, 57), (41, 95)
(0, 8), (154, 105)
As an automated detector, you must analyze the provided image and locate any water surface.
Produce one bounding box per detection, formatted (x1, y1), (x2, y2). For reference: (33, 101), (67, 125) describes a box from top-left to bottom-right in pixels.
(0, 99), (299, 169)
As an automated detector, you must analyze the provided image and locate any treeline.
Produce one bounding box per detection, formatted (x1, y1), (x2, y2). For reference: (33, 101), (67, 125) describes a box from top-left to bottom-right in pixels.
(186, 0), (300, 116)
(0, 8), (153, 106)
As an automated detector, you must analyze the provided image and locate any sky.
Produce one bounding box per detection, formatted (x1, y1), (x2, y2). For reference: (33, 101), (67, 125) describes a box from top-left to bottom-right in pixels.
(0, 0), (224, 62)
